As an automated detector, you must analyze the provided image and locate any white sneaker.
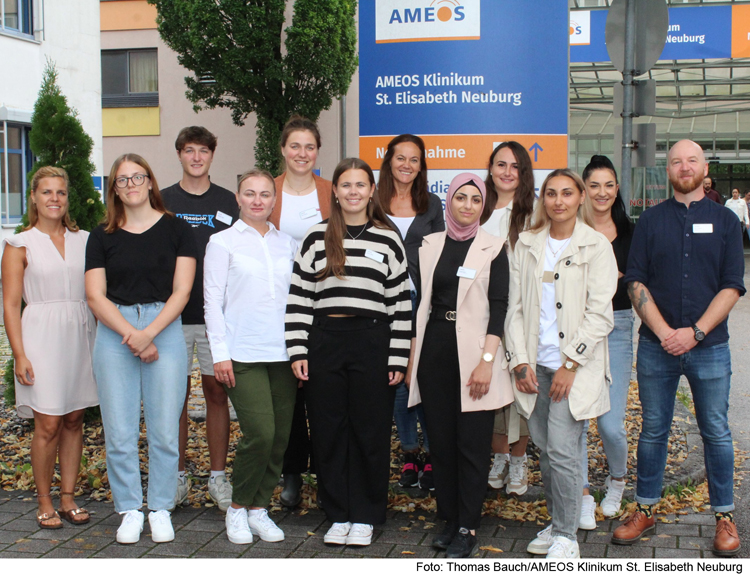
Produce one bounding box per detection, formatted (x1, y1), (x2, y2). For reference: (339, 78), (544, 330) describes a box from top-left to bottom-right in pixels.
(225, 506), (253, 544)
(173, 475), (190, 509)
(579, 494), (597, 530)
(506, 455), (528, 495)
(600, 476), (627, 517)
(247, 508), (284, 542)
(324, 521), (352, 545)
(546, 535), (580, 559)
(148, 510), (175, 543)
(116, 510), (144, 544)
(208, 475), (233, 512)
(488, 453), (509, 489)
(527, 524), (553, 554)
(346, 523), (373, 546)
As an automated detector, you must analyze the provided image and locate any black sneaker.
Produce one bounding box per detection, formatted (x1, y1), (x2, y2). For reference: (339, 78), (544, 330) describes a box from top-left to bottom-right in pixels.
(398, 453), (420, 488)
(419, 455), (435, 491)
(446, 527), (479, 558)
(431, 520), (458, 550)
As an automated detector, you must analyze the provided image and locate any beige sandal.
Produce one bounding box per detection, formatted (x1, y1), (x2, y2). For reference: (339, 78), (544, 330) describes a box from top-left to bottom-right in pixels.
(36, 494), (63, 529)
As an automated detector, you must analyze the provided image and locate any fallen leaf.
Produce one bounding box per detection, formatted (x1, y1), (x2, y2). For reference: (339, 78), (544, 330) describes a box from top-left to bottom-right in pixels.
(401, 551), (416, 555)
(480, 546), (503, 552)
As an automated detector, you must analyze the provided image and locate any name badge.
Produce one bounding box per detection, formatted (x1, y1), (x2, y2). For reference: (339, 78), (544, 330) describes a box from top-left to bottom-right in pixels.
(216, 211), (233, 225)
(542, 271), (555, 283)
(365, 249), (384, 263)
(456, 266), (476, 279)
(693, 223), (713, 234)
(300, 207), (319, 220)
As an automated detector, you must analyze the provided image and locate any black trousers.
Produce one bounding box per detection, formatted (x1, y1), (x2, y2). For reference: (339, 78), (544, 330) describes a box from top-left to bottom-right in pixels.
(305, 316), (396, 525)
(417, 318), (495, 530)
(281, 386), (312, 475)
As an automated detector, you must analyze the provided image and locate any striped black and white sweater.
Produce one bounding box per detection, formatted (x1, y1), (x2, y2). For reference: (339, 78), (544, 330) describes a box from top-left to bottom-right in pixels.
(285, 221), (412, 372)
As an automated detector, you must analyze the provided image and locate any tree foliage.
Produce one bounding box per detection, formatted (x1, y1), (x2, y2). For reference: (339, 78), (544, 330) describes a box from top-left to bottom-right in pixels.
(5, 61), (105, 410)
(148, 0), (358, 175)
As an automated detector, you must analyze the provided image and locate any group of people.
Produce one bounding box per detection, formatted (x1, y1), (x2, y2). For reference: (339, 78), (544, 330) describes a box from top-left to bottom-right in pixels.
(1, 115), (742, 560)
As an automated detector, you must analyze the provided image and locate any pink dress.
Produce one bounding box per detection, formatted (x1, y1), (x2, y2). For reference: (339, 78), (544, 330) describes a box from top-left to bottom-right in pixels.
(2, 227), (98, 418)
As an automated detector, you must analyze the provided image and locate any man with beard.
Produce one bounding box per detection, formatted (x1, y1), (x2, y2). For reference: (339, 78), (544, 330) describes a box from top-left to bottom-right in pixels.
(703, 176), (722, 204)
(612, 140), (744, 557)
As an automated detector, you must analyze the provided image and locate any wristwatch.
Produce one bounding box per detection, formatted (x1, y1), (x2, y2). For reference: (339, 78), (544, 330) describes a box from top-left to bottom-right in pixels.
(482, 352), (495, 363)
(692, 325), (705, 342)
(563, 358), (579, 372)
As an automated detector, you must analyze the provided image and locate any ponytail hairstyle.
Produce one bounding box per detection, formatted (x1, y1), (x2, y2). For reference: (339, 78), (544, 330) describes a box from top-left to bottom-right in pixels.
(319, 158), (393, 280)
(581, 155), (632, 237)
(481, 141), (535, 249)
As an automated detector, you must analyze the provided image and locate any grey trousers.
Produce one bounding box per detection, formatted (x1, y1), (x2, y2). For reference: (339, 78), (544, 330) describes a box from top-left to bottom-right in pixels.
(526, 365), (586, 540)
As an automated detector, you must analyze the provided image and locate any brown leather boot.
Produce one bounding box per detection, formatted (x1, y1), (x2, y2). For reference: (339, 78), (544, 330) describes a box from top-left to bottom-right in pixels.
(713, 519), (740, 557)
(611, 510), (655, 545)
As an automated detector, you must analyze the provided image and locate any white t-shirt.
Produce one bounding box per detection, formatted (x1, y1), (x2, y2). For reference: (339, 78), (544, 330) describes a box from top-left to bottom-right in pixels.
(387, 214), (416, 292)
(279, 190), (323, 245)
(483, 202), (513, 241)
(537, 235), (571, 370)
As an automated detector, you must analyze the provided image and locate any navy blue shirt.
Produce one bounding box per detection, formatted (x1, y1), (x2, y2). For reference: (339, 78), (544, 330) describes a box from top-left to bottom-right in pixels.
(625, 196), (745, 346)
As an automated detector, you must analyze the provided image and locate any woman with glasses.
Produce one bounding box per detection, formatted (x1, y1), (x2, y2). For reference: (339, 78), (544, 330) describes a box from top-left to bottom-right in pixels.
(85, 154), (197, 545)
(2, 166), (98, 530)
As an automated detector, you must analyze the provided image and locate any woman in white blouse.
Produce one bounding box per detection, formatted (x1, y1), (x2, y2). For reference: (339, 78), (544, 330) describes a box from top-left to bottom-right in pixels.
(204, 169), (298, 545)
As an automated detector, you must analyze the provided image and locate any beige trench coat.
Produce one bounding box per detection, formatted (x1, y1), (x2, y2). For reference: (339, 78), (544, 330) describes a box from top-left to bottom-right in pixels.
(504, 220), (617, 421)
(408, 228), (514, 413)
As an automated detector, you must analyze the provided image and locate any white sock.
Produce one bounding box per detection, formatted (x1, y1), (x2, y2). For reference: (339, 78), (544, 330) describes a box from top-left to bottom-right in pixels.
(210, 470), (225, 481)
(510, 455), (525, 464)
(495, 453), (510, 462)
(227, 505), (245, 514)
(248, 509), (265, 517)
(177, 471), (186, 479)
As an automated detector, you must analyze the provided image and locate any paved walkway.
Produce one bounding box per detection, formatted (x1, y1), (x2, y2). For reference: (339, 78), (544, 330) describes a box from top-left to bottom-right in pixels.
(0, 490), (727, 559)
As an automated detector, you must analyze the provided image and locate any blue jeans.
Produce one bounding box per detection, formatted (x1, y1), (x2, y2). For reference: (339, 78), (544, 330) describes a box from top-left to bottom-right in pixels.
(393, 290), (430, 453)
(581, 309), (632, 486)
(93, 303), (187, 513)
(635, 338), (734, 512)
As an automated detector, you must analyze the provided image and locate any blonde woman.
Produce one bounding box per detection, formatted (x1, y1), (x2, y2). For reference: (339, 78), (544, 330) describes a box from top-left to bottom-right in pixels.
(2, 167), (98, 529)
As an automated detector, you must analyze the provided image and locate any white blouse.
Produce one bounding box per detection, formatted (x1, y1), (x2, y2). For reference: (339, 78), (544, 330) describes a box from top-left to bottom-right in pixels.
(204, 220), (298, 364)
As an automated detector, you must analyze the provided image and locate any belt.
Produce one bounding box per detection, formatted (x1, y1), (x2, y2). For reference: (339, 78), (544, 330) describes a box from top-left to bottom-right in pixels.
(431, 306), (457, 321)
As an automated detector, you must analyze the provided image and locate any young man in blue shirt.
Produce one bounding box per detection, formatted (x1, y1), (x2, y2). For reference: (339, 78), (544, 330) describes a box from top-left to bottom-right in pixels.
(614, 139), (744, 556)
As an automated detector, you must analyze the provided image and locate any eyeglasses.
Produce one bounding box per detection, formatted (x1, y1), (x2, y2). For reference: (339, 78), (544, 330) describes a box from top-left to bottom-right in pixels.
(114, 174), (149, 188)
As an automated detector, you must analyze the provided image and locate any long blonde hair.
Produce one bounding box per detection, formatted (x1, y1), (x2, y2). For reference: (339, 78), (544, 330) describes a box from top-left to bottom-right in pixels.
(26, 166), (79, 232)
(530, 168), (591, 232)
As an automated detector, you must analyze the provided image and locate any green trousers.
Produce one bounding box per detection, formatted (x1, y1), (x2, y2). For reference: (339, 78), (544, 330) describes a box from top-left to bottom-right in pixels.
(224, 361), (297, 507)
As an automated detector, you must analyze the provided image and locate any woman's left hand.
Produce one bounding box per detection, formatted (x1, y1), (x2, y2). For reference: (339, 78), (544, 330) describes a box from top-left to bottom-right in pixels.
(549, 367), (576, 402)
(122, 328), (155, 356)
(467, 361), (493, 401)
(389, 371), (404, 386)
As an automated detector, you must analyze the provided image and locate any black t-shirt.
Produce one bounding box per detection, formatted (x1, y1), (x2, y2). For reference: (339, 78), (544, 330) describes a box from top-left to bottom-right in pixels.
(85, 214), (198, 305)
(162, 182), (239, 324)
(611, 224), (634, 311)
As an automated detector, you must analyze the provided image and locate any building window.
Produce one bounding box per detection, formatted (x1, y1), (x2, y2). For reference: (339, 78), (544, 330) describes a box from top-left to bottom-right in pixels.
(1, 0), (33, 35)
(0, 123), (33, 224)
(101, 49), (159, 107)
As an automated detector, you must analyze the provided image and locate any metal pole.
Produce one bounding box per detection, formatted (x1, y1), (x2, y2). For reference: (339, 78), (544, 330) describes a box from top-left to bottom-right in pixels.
(340, 95), (347, 160)
(621, 0), (636, 215)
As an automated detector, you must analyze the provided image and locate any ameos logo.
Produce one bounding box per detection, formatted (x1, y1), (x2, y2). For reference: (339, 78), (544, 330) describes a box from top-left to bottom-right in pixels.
(569, 11), (591, 46)
(376, 0), (480, 44)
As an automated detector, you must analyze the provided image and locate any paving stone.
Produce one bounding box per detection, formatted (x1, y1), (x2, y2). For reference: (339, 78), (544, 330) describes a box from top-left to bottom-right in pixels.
(192, 550), (241, 558)
(200, 535), (251, 554)
(474, 537), (514, 555)
(640, 534), (677, 549)
(605, 544), (654, 558)
(62, 535), (115, 550)
(148, 541), (202, 557)
(677, 536), (714, 550)
(654, 547), (700, 558)
(0, 530), (29, 544)
(343, 542), (393, 557)
(376, 530), (427, 545)
(0, 500), (37, 514)
(1, 518), (42, 532)
(498, 524), (549, 540)
(93, 544), (152, 558)
(579, 542), (607, 558)
(174, 529), (218, 544)
(30, 525), (88, 541)
(181, 518), (226, 533)
(656, 523), (700, 536)
(252, 536), (305, 551)
(387, 545), (438, 558)
(582, 530), (613, 544)
(0, 512), (19, 524)
(672, 513), (714, 525)
(240, 548), (289, 558)
(296, 534), (345, 552)
(4, 538), (60, 554)
(74, 525), (118, 540)
(0, 551), (38, 558)
(279, 524), (318, 538)
(98, 513), (125, 526)
(42, 547), (92, 558)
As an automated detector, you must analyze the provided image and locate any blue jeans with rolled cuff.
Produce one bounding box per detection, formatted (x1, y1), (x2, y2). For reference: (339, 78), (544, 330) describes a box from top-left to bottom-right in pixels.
(93, 302), (187, 513)
(634, 337), (734, 512)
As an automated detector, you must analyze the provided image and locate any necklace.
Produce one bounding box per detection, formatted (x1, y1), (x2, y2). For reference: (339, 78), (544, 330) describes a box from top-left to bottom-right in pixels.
(547, 235), (570, 257)
(346, 223), (368, 240)
(284, 176), (314, 195)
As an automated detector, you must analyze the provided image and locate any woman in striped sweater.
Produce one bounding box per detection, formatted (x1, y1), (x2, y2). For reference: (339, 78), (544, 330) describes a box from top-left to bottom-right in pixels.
(286, 158), (411, 547)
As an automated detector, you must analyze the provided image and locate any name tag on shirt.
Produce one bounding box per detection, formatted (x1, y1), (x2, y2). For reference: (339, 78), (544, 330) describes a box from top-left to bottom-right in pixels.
(300, 207), (319, 220)
(457, 266), (476, 279)
(542, 271), (555, 283)
(216, 211), (233, 225)
(693, 223), (713, 234)
(365, 249), (385, 263)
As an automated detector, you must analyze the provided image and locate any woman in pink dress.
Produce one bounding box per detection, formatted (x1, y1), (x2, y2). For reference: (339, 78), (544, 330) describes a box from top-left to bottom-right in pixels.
(1, 166), (98, 529)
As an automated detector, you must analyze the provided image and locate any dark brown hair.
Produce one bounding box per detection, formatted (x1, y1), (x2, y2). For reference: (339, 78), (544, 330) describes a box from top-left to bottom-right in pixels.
(375, 134), (429, 215)
(481, 141), (536, 248)
(175, 126), (217, 152)
(27, 166), (78, 232)
(280, 114), (322, 149)
(104, 154), (171, 233)
(320, 158), (393, 280)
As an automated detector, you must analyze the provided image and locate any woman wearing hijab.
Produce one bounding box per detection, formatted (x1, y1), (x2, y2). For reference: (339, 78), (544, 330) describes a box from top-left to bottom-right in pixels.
(407, 173), (513, 558)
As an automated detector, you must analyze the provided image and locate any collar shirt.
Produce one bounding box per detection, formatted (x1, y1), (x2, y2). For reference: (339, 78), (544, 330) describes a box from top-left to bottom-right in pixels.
(204, 220), (298, 363)
(624, 197), (745, 346)
(725, 198), (749, 225)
